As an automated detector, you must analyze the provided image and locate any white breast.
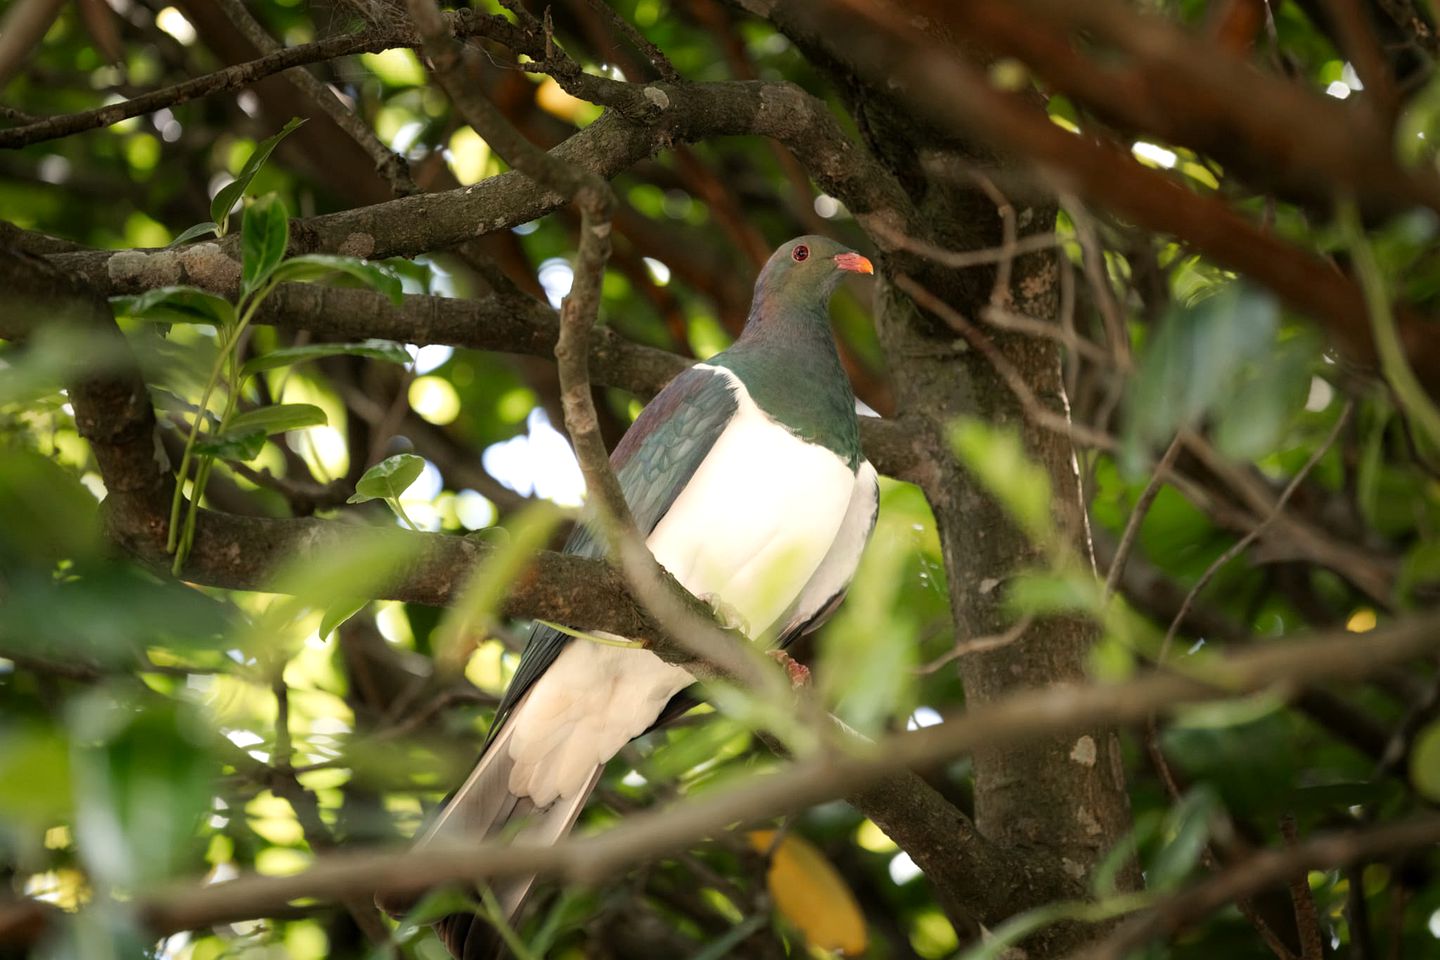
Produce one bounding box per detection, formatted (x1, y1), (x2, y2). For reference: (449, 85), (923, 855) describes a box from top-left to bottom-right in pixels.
(507, 367), (862, 805)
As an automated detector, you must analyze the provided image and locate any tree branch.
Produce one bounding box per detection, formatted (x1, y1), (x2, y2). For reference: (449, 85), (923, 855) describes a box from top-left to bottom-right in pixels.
(94, 611), (1440, 941)
(793, 0), (1440, 392)
(48, 78), (913, 283)
(0, 14), (498, 149)
(1076, 813), (1440, 960)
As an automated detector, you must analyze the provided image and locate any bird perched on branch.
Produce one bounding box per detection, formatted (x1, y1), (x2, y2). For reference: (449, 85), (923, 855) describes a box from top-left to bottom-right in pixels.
(380, 236), (879, 958)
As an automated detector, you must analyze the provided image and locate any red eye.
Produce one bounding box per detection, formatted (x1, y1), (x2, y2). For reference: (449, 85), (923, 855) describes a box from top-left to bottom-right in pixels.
(791, 244), (810, 262)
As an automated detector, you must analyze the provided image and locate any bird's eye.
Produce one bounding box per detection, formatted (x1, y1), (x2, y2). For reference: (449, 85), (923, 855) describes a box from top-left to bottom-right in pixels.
(791, 244), (810, 262)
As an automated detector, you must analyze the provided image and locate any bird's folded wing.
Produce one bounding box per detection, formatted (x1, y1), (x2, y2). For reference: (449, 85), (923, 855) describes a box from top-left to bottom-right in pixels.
(484, 364), (740, 745)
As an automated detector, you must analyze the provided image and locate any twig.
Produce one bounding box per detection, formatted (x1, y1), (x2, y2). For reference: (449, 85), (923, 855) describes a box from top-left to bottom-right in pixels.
(897, 274), (1117, 451)
(1103, 434), (1183, 600)
(1076, 813), (1440, 960)
(579, 0), (679, 81)
(871, 222), (1062, 270)
(917, 616), (1034, 674)
(1064, 196), (1133, 371)
(1280, 815), (1325, 960)
(112, 612), (1440, 939)
(1161, 402), (1353, 660)
(215, 0), (416, 195)
(2, 29), (398, 148)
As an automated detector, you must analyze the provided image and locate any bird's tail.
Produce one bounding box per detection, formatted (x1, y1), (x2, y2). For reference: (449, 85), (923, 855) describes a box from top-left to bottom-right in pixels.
(376, 704), (603, 960)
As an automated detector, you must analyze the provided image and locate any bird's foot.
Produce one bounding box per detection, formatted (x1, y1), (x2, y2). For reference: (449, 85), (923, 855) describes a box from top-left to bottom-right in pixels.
(767, 649), (811, 689)
(699, 593), (750, 635)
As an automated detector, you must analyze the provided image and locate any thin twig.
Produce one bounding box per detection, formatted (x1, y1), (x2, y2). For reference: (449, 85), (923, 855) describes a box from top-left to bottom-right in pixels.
(579, 0), (679, 80)
(215, 0), (416, 194)
(1075, 813), (1440, 960)
(1280, 814), (1325, 960)
(1103, 434), (1183, 600)
(897, 274), (1116, 451)
(917, 616), (1034, 674)
(1161, 402), (1354, 660)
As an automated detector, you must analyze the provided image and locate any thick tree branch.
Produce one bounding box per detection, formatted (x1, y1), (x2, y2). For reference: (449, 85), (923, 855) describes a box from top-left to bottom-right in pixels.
(48, 79), (913, 284)
(86, 611), (1440, 941)
(54, 255), (924, 480)
(795, 0), (1440, 392)
(0, 15), (484, 149)
(913, 0), (1440, 217)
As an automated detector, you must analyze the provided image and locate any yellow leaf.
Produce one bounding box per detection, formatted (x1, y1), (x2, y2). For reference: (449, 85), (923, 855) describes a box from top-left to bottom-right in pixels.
(748, 830), (868, 956)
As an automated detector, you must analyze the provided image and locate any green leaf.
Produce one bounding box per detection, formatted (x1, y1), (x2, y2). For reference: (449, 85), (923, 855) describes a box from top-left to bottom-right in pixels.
(818, 530), (918, 735)
(0, 725), (73, 825)
(192, 404), (327, 461)
(193, 430), (266, 461)
(225, 403), (328, 436)
(1410, 719), (1440, 801)
(349, 453), (425, 504)
(167, 221), (220, 247)
(1171, 689), (1287, 729)
(319, 598), (369, 640)
(240, 339), (411, 378)
(1125, 284), (1278, 466)
(1148, 786), (1220, 891)
(271, 254), (405, 305)
(241, 194), (290, 295)
(950, 417), (1054, 542)
(210, 117), (305, 231)
(70, 697), (216, 888)
(432, 502), (566, 667)
(247, 531), (427, 651)
(111, 286), (235, 328)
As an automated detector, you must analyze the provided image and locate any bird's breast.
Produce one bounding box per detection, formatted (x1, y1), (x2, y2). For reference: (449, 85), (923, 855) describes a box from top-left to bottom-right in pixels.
(646, 371), (859, 640)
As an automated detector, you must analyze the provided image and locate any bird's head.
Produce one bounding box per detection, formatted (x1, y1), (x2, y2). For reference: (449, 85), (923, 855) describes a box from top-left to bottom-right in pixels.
(753, 235), (874, 309)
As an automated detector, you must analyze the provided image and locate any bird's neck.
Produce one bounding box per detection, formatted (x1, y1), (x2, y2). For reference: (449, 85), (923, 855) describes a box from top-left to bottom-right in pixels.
(713, 302), (862, 469)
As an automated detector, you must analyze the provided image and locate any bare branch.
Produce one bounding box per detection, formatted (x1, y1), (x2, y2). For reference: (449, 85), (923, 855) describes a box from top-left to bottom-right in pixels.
(0, 16), (495, 149)
(1077, 813), (1440, 960)
(105, 611), (1440, 940)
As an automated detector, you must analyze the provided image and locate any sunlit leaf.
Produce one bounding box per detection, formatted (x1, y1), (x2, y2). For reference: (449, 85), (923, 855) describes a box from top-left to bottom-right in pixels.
(241, 193), (290, 295)
(225, 403), (327, 436)
(111, 285), (234, 328)
(210, 116), (304, 231)
(319, 597), (369, 640)
(241, 339), (411, 378)
(167, 221), (219, 247)
(349, 453), (426, 504)
(950, 417), (1054, 542)
(432, 501), (565, 672)
(1410, 720), (1440, 801)
(748, 830), (867, 956)
(270, 254), (405, 305)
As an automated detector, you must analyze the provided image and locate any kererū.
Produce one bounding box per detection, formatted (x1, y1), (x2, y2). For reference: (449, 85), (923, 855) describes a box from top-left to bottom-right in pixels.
(385, 236), (879, 958)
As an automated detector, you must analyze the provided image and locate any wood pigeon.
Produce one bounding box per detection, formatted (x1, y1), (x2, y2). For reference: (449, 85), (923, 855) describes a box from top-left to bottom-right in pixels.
(385, 236), (879, 958)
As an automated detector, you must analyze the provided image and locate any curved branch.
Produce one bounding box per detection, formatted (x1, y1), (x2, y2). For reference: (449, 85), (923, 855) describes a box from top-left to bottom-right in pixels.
(106, 613), (1440, 942)
(0, 13), (510, 149)
(49, 79), (914, 284)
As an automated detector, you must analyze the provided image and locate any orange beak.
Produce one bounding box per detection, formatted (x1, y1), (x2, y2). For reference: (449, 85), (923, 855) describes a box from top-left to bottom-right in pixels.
(834, 251), (874, 275)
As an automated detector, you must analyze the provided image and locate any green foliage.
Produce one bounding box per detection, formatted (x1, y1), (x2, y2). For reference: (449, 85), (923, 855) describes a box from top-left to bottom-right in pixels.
(210, 117), (305, 237)
(7, 5), (1440, 959)
(1125, 284), (1292, 466)
(949, 417), (1054, 542)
